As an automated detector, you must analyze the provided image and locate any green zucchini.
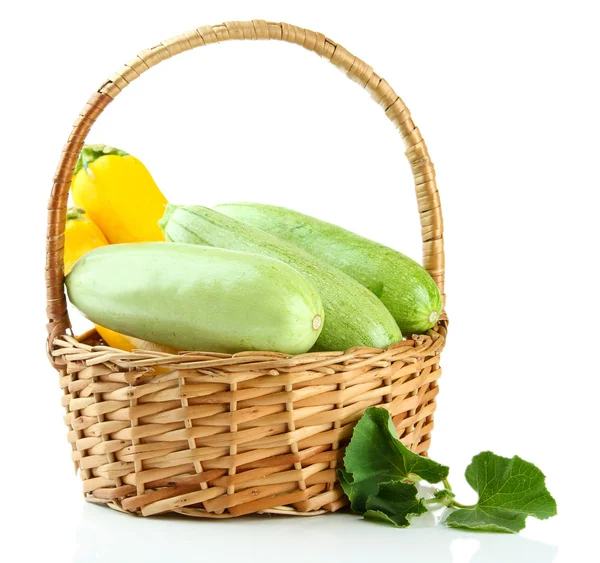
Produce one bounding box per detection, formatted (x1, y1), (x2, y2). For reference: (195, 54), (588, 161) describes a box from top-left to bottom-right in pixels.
(66, 242), (324, 354)
(159, 205), (402, 351)
(214, 203), (442, 334)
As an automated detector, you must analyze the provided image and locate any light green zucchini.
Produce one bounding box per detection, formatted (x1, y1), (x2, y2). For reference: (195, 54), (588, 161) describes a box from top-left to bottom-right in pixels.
(159, 205), (402, 351)
(214, 203), (442, 334)
(66, 242), (324, 354)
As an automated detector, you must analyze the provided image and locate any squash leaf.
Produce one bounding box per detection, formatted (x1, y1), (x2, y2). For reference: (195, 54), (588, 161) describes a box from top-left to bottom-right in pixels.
(444, 451), (558, 533)
(339, 407), (449, 513)
(340, 408), (556, 534)
(364, 481), (428, 527)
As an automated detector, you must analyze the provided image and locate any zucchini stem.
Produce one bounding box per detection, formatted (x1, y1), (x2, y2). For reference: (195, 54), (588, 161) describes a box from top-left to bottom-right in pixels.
(66, 206), (86, 221)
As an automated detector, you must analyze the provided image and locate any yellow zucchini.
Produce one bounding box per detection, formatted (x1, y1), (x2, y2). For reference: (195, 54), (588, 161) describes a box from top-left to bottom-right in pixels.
(71, 144), (167, 243)
(64, 206), (108, 275)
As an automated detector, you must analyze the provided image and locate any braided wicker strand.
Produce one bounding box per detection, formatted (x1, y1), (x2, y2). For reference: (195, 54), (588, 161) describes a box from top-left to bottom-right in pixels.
(46, 21), (447, 518)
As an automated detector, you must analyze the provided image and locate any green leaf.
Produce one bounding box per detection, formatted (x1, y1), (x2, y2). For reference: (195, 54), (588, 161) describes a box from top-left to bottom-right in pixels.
(363, 510), (399, 526)
(337, 468), (359, 507)
(340, 407), (449, 512)
(445, 451), (558, 533)
(364, 481), (427, 527)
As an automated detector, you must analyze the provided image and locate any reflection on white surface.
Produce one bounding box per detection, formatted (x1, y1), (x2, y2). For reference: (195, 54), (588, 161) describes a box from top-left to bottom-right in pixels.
(449, 538), (480, 563)
(74, 503), (558, 563)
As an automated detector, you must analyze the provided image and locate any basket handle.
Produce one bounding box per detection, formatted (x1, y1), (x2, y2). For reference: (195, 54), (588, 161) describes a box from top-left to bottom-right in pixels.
(45, 20), (445, 353)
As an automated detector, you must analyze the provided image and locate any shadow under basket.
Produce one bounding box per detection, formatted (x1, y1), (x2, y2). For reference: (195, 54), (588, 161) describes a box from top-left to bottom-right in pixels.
(46, 20), (448, 518)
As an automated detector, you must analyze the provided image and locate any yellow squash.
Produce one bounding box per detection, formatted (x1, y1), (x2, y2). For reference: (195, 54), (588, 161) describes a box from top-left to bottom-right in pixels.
(71, 144), (168, 243)
(64, 206), (108, 274)
(64, 206), (176, 354)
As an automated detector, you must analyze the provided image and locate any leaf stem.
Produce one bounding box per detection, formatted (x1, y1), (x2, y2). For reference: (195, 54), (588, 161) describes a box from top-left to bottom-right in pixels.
(423, 495), (475, 510)
(442, 478), (452, 491)
(449, 500), (476, 509)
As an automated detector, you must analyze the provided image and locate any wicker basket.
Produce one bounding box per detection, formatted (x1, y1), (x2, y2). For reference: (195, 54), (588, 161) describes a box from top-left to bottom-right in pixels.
(46, 20), (447, 518)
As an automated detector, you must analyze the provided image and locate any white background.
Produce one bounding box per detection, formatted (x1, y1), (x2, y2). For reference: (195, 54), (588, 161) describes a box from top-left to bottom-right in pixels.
(1, 1), (598, 562)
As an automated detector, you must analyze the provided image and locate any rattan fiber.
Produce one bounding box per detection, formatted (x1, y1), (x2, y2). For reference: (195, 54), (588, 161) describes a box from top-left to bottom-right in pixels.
(46, 21), (447, 518)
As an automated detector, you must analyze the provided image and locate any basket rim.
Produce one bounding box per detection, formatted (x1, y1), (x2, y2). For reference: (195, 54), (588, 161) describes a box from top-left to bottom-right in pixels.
(51, 319), (447, 378)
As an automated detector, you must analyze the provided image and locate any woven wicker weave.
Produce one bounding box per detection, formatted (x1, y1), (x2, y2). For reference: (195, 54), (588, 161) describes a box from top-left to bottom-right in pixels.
(46, 21), (447, 518)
